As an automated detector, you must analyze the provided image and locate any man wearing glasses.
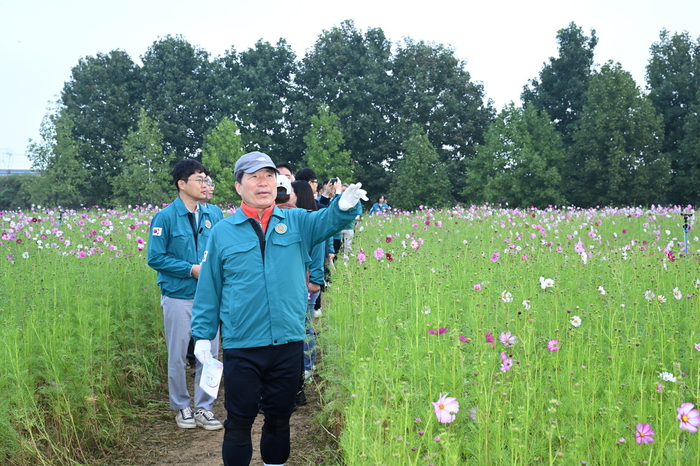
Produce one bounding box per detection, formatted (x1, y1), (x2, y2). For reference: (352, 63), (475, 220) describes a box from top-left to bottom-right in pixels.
(147, 158), (223, 431)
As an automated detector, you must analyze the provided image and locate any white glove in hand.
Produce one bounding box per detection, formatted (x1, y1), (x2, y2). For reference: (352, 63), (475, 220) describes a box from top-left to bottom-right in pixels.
(338, 183), (368, 211)
(193, 339), (212, 365)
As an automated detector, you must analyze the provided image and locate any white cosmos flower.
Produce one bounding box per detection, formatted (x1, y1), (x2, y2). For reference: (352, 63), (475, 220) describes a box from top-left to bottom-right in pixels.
(570, 315), (582, 327)
(673, 287), (682, 300)
(539, 277), (555, 289)
(657, 295), (667, 303)
(659, 371), (676, 383)
(644, 290), (655, 300)
(598, 286), (606, 295)
(501, 291), (513, 303)
(522, 300), (531, 310)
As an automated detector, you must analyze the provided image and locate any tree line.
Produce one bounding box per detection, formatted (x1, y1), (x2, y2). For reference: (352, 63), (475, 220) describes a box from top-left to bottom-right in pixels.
(2, 20), (699, 212)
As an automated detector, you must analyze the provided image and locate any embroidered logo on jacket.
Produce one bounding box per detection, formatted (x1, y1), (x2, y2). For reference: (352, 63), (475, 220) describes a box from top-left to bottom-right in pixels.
(205, 220), (212, 229)
(274, 224), (287, 234)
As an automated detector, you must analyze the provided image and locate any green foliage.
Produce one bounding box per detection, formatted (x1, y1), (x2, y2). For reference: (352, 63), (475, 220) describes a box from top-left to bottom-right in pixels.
(201, 117), (244, 206)
(297, 20), (395, 197)
(569, 62), (670, 207)
(220, 40), (300, 163)
(303, 105), (353, 182)
(392, 39), (494, 200)
(389, 125), (451, 210)
(465, 103), (566, 208)
(522, 22), (598, 145)
(677, 93), (700, 204)
(60, 50), (142, 205)
(110, 109), (174, 207)
(646, 30), (700, 204)
(140, 35), (216, 158)
(0, 175), (33, 211)
(26, 109), (90, 208)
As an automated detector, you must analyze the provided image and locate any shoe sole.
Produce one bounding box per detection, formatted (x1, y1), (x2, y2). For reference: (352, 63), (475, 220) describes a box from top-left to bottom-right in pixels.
(196, 422), (223, 431)
(176, 421), (196, 429)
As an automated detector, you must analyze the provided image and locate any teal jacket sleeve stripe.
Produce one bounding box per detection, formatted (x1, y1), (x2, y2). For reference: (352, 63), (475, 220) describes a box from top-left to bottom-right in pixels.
(191, 231), (223, 341)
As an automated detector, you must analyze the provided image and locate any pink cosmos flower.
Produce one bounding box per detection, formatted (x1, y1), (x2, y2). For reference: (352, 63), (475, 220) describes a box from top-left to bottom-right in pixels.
(695, 343), (700, 352)
(458, 335), (470, 343)
(490, 252), (500, 262)
(635, 423), (655, 444)
(432, 393), (459, 423)
(373, 248), (385, 260)
(499, 351), (512, 372)
(547, 339), (560, 351)
(677, 403), (700, 433)
(357, 250), (366, 264)
(77, 251), (87, 258)
(473, 283), (482, 291)
(499, 332), (517, 347)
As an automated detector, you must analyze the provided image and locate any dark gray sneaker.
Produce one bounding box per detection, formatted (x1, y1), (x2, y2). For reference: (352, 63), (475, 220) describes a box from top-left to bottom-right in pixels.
(194, 408), (223, 431)
(175, 407), (196, 429)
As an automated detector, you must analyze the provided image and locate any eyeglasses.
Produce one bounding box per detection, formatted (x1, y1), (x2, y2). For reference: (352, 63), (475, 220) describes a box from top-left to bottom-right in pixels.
(184, 177), (214, 187)
(309, 179), (318, 184)
(184, 177), (207, 185)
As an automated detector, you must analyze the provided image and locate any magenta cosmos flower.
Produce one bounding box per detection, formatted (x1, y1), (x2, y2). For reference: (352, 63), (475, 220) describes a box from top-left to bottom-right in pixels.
(547, 339), (560, 351)
(432, 393), (459, 423)
(428, 328), (447, 335)
(677, 403), (700, 432)
(635, 423), (655, 444)
(499, 351), (512, 372)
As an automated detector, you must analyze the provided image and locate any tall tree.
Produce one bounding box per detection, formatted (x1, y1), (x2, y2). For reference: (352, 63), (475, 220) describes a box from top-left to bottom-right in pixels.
(464, 103), (566, 208)
(302, 105), (353, 182)
(140, 35), (215, 158)
(212, 40), (299, 166)
(297, 20), (394, 197)
(392, 39), (494, 200)
(521, 22), (598, 145)
(569, 62), (670, 207)
(26, 109), (90, 208)
(60, 50), (142, 204)
(201, 117), (244, 206)
(646, 30), (700, 204)
(676, 93), (700, 204)
(110, 109), (173, 207)
(389, 124), (451, 211)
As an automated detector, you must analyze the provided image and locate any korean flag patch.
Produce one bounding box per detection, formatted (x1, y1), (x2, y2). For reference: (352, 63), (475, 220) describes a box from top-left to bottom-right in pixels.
(152, 227), (162, 237)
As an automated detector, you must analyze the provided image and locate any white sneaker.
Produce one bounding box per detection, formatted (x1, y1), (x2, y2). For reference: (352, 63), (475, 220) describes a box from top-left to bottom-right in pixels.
(175, 407), (196, 429)
(312, 309), (323, 318)
(194, 408), (223, 431)
(304, 370), (313, 382)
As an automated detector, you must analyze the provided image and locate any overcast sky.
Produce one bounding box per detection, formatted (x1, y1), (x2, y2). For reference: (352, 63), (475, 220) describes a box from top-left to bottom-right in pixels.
(1, 0), (698, 170)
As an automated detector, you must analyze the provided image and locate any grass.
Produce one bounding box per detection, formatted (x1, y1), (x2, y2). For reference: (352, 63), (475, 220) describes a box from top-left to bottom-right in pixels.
(2, 203), (700, 465)
(319, 205), (700, 465)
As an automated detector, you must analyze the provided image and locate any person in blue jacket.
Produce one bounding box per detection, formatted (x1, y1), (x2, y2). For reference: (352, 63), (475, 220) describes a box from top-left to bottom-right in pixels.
(191, 151), (366, 466)
(369, 194), (390, 215)
(147, 158), (223, 431)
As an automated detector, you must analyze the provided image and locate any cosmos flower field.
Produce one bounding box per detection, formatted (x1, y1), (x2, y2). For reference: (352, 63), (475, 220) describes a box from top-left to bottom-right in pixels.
(320, 204), (700, 465)
(2, 203), (700, 465)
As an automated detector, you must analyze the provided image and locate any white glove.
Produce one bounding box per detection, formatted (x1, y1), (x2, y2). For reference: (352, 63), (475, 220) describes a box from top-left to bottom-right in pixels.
(338, 183), (368, 211)
(193, 339), (212, 365)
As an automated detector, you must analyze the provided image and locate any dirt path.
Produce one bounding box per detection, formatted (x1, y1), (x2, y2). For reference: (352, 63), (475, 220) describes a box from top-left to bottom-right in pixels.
(106, 369), (332, 466)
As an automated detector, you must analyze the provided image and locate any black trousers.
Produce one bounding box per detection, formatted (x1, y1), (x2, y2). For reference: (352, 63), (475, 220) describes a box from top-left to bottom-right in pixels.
(221, 341), (302, 466)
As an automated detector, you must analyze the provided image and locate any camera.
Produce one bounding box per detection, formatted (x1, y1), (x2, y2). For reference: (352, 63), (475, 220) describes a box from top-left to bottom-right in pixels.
(330, 178), (337, 184)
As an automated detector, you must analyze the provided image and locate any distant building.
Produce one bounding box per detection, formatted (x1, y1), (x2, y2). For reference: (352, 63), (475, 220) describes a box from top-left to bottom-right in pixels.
(0, 168), (38, 176)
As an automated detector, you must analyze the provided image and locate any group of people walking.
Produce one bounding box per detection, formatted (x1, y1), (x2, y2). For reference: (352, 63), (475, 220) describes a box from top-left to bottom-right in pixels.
(147, 153), (366, 466)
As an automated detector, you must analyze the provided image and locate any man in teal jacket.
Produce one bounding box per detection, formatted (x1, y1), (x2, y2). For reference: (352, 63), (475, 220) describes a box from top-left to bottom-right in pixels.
(191, 151), (366, 466)
(147, 158), (223, 431)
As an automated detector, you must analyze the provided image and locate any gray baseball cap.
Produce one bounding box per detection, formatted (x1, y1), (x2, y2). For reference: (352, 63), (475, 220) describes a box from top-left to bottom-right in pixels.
(234, 151), (278, 181)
